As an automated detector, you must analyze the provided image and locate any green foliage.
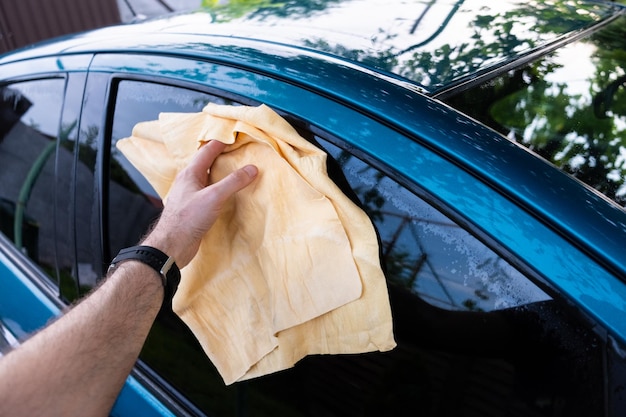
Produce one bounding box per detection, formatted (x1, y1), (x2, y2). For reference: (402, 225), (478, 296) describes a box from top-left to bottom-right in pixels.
(201, 0), (280, 22)
(200, 0), (343, 22)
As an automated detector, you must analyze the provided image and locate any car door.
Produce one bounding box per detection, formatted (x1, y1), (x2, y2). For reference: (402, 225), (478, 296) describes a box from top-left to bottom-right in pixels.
(0, 69), (71, 349)
(0, 55), (90, 328)
(0, 56), (182, 417)
(83, 52), (626, 416)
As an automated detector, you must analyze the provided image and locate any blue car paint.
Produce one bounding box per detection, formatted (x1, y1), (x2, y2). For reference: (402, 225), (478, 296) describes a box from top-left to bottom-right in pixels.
(0, 54), (92, 78)
(0, 249), (60, 335)
(112, 377), (176, 417)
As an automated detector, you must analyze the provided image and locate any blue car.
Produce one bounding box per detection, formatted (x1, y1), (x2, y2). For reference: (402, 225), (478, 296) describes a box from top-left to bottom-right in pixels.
(1, 0), (626, 415)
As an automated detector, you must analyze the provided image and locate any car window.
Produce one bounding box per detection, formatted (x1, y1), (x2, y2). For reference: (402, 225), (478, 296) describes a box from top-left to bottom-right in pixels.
(106, 79), (606, 416)
(0, 79), (67, 286)
(318, 138), (551, 312)
(443, 15), (626, 207)
(107, 79), (240, 412)
(108, 80), (234, 257)
(246, 132), (603, 417)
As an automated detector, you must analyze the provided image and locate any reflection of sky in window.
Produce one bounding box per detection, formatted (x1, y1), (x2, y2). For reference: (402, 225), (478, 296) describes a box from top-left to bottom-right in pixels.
(613, 145), (626, 199)
(549, 42), (597, 97)
(13, 79), (65, 138)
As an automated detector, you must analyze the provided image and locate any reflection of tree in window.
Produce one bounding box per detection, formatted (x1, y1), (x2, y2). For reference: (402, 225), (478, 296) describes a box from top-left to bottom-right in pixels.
(446, 17), (626, 206)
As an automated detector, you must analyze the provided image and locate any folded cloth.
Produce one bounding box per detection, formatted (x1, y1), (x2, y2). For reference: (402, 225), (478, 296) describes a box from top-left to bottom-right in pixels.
(117, 103), (396, 384)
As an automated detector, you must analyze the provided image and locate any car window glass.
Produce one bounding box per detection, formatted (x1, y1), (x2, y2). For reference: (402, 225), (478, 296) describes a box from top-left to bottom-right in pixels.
(0, 79), (66, 286)
(318, 139), (551, 312)
(108, 79), (239, 411)
(444, 16), (626, 207)
(239, 132), (602, 417)
(242, 129), (600, 417)
(109, 80), (233, 255)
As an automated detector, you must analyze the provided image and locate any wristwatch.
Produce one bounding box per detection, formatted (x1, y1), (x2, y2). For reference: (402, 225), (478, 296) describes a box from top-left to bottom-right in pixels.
(108, 245), (181, 306)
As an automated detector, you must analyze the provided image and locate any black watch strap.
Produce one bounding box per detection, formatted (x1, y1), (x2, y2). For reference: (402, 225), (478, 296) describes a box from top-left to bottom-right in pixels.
(108, 245), (181, 306)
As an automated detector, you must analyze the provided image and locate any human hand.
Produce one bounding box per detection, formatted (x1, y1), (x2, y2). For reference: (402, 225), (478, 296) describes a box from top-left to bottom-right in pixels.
(143, 140), (258, 268)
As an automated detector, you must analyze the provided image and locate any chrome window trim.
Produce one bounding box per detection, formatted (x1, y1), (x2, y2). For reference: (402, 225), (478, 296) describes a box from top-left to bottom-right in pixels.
(0, 319), (20, 357)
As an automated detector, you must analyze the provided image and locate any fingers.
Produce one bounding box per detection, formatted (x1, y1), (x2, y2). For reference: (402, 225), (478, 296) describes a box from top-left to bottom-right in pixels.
(159, 164), (257, 267)
(188, 140), (258, 199)
(144, 141), (258, 268)
(188, 140), (227, 182)
(206, 164), (258, 203)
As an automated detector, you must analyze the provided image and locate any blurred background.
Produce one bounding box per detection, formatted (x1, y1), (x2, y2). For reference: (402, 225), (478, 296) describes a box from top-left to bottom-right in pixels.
(0, 0), (201, 54)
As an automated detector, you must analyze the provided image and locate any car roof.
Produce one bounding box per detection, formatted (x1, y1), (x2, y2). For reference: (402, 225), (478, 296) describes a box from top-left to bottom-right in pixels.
(2, 0), (624, 95)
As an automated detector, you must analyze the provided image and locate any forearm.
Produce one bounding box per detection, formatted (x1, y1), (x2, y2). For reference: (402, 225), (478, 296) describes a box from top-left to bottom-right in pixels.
(0, 140), (258, 416)
(0, 261), (163, 417)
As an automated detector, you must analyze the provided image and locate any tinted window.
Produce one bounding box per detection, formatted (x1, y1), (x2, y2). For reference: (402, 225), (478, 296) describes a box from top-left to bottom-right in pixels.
(310, 135), (603, 416)
(444, 16), (626, 207)
(108, 81), (233, 256)
(320, 139), (550, 312)
(0, 79), (67, 286)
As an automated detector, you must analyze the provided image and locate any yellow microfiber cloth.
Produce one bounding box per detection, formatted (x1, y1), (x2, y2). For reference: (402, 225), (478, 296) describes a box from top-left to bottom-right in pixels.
(117, 103), (396, 385)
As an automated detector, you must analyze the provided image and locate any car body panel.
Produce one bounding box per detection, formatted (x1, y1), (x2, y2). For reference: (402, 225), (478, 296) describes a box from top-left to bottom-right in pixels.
(112, 378), (176, 417)
(0, 54), (92, 78)
(0, 240), (61, 336)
